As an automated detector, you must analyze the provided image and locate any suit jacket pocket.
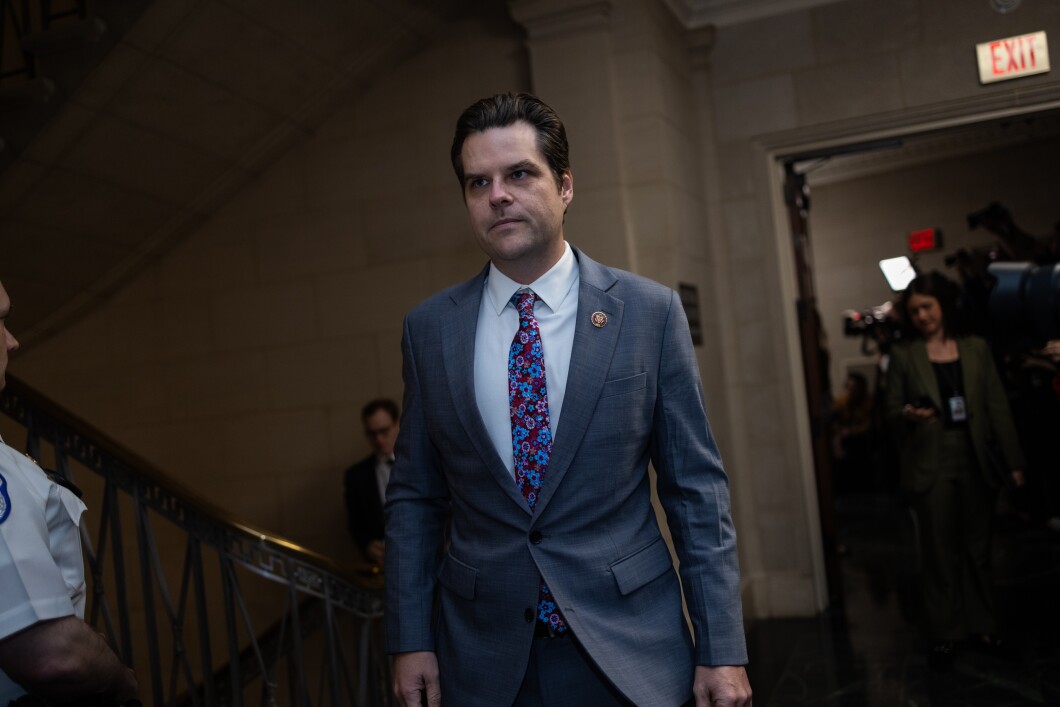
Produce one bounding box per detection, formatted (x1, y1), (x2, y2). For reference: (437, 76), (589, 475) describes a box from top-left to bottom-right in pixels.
(438, 552), (478, 600)
(600, 371), (647, 399)
(610, 536), (673, 596)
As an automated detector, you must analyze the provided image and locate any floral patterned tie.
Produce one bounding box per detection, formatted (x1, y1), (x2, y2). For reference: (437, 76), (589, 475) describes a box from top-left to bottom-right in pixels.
(509, 290), (567, 634)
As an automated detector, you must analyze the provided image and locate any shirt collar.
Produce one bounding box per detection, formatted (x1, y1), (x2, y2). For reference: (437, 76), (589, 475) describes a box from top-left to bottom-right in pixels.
(485, 242), (578, 315)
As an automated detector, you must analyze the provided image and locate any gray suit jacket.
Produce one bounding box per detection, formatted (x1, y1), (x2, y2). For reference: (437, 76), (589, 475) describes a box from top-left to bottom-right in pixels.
(384, 247), (746, 706)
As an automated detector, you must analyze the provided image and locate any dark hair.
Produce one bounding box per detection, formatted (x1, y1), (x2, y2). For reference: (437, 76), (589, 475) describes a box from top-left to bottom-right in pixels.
(899, 271), (965, 340)
(361, 398), (399, 423)
(450, 92), (570, 188)
(845, 371), (869, 403)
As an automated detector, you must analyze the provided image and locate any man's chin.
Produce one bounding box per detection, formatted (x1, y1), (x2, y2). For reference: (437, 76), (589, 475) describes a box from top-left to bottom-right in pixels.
(482, 237), (531, 262)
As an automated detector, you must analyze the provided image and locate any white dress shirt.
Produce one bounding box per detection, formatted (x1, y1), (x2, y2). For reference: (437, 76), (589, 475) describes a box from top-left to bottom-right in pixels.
(474, 242), (580, 478)
(374, 455), (394, 504)
(0, 435), (87, 704)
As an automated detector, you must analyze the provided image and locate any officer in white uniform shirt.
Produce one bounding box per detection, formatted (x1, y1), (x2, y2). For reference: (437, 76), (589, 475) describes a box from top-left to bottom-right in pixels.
(0, 280), (138, 705)
(0, 441), (87, 703)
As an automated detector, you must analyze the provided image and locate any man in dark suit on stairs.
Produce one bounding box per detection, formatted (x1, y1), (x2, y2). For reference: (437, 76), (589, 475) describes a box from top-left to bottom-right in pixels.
(344, 398), (400, 566)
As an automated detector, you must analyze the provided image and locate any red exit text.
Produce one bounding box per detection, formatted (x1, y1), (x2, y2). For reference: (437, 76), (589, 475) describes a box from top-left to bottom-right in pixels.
(977, 31), (1050, 85)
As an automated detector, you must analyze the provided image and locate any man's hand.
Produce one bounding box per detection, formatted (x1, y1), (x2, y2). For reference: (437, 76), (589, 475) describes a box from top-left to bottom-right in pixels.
(393, 651), (441, 707)
(693, 665), (751, 707)
(114, 665), (140, 701)
(902, 404), (938, 423)
(366, 539), (385, 565)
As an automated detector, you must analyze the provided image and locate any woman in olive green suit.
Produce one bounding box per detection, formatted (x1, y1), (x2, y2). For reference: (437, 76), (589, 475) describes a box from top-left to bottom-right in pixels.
(885, 272), (1024, 670)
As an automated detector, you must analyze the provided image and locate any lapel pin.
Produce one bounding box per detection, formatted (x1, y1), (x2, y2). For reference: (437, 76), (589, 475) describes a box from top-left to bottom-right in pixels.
(591, 311), (608, 328)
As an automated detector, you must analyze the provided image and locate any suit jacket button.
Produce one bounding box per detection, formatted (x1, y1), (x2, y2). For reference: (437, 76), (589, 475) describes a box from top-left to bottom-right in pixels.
(524, 608), (534, 623)
(529, 530), (543, 544)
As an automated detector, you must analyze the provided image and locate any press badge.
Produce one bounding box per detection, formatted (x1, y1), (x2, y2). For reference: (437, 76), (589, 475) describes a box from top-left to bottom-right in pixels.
(948, 395), (967, 423)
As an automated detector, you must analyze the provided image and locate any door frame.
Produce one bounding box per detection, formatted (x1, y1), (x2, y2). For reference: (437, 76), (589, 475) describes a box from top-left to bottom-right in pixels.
(756, 93), (1060, 613)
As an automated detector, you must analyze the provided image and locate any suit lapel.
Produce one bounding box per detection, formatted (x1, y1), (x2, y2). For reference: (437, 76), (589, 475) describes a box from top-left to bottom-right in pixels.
(533, 250), (622, 516)
(442, 265), (533, 515)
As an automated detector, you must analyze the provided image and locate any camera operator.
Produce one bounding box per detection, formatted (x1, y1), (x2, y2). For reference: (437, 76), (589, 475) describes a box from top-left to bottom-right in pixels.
(831, 372), (874, 496)
(987, 260), (1060, 534)
(0, 281), (139, 706)
(1010, 337), (1060, 532)
(840, 301), (904, 492)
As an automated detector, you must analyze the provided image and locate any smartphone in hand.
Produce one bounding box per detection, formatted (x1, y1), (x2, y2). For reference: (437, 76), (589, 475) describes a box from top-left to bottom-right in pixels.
(908, 395), (937, 412)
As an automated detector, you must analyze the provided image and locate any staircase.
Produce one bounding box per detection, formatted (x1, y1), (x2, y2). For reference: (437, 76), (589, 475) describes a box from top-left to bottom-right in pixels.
(0, 374), (391, 707)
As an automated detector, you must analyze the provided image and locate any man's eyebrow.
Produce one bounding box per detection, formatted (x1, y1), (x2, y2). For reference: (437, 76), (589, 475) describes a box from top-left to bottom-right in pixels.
(464, 160), (541, 185)
(463, 171), (485, 184)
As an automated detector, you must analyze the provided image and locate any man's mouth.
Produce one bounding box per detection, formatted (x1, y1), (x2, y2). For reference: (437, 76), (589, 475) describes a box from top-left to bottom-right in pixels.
(491, 217), (520, 230)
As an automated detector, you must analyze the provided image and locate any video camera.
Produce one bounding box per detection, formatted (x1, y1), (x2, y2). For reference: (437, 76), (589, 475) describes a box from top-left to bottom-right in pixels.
(842, 301), (904, 354)
(840, 202), (1058, 354)
(988, 261), (1060, 342)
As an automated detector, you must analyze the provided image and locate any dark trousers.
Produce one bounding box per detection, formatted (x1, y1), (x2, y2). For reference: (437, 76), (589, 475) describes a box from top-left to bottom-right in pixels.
(512, 634), (635, 707)
(912, 429), (997, 641)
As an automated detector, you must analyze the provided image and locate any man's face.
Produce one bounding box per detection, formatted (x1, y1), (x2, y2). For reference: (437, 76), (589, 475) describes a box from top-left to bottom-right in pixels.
(460, 121), (573, 283)
(364, 408), (398, 458)
(0, 282), (19, 392)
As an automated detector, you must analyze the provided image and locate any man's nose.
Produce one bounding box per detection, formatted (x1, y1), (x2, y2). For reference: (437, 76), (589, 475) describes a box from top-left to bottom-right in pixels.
(5, 331), (17, 352)
(489, 180), (512, 206)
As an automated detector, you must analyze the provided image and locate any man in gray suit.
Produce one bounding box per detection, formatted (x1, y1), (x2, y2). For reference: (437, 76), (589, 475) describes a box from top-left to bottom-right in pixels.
(385, 93), (751, 707)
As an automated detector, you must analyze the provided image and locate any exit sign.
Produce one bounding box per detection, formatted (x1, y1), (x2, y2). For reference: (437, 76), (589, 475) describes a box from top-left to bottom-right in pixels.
(909, 228), (941, 253)
(976, 31), (1050, 84)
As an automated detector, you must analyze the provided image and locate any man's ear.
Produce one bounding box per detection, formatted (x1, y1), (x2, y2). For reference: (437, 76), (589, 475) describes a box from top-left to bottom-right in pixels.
(560, 171), (573, 206)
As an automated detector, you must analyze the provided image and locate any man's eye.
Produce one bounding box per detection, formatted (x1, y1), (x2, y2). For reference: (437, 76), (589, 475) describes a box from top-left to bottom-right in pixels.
(511, 170), (528, 179)
(470, 178), (488, 188)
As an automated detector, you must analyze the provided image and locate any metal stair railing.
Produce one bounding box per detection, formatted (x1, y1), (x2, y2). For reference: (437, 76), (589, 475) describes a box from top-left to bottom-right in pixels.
(0, 374), (391, 707)
(1, 0), (153, 175)
(0, 0), (87, 84)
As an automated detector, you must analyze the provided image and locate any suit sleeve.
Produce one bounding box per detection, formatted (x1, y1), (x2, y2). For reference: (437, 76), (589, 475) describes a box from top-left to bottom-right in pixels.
(648, 290), (747, 666)
(383, 314), (450, 654)
(884, 346), (911, 429)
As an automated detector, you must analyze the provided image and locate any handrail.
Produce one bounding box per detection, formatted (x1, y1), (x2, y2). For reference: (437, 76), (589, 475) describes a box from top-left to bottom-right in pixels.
(0, 374), (391, 707)
(0, 0), (87, 83)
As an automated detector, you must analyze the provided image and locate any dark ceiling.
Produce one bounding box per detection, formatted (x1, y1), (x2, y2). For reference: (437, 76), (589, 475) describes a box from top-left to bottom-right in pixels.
(0, 0), (484, 347)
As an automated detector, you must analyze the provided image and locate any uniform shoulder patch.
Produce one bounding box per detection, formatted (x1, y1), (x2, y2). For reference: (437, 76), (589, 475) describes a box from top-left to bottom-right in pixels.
(0, 472), (10, 525)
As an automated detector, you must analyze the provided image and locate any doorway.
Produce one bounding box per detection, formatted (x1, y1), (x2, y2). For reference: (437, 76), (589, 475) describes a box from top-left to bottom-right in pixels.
(774, 107), (1060, 606)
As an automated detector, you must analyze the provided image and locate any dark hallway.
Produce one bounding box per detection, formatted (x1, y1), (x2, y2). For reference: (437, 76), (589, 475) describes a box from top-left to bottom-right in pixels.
(746, 490), (1060, 705)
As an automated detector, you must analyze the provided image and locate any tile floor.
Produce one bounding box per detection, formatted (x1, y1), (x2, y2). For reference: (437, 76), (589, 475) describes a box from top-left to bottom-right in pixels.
(745, 492), (1060, 706)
